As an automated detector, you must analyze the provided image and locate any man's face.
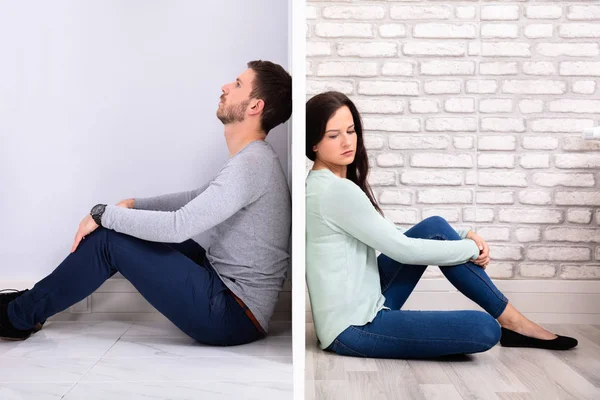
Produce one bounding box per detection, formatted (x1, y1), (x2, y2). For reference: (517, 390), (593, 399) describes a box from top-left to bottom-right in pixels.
(216, 68), (256, 125)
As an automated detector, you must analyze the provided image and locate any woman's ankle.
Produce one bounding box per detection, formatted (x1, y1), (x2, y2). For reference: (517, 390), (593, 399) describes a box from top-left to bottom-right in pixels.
(496, 303), (523, 329)
(499, 319), (523, 333)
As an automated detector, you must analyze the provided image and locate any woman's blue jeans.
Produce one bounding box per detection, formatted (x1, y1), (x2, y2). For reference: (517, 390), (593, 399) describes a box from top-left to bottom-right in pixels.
(7, 227), (264, 346)
(326, 216), (509, 359)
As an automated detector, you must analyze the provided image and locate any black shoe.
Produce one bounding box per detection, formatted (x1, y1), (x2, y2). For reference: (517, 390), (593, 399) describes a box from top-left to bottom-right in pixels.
(500, 327), (578, 350)
(0, 304), (33, 341)
(0, 289), (46, 333)
(0, 289), (27, 304)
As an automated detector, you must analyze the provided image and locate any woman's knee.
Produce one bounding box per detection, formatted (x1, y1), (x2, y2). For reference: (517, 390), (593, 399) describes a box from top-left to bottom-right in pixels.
(470, 311), (501, 350)
(422, 215), (450, 227)
(417, 215), (464, 241)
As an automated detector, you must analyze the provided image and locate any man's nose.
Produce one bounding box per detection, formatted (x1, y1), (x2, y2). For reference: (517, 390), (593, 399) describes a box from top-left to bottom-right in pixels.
(221, 84), (229, 94)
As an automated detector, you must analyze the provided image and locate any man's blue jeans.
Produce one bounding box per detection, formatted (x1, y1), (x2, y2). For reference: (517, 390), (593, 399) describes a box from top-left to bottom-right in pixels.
(7, 227), (264, 346)
(326, 216), (509, 359)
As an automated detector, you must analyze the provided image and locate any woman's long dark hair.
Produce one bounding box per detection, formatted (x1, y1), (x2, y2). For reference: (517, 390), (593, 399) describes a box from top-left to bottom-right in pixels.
(306, 91), (382, 214)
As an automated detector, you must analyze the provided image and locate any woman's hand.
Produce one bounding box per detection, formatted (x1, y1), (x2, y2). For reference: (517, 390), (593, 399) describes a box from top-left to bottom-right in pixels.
(466, 231), (490, 269)
(71, 214), (100, 253)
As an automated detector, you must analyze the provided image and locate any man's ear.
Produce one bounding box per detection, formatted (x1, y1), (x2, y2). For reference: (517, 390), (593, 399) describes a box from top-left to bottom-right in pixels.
(312, 145), (318, 152)
(248, 99), (264, 116)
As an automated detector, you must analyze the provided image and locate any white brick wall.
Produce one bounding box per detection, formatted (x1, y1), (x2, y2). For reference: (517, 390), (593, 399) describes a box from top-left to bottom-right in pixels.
(307, 1), (600, 281)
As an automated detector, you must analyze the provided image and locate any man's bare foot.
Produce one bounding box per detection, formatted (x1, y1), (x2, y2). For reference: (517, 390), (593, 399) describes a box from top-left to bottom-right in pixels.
(497, 302), (557, 340)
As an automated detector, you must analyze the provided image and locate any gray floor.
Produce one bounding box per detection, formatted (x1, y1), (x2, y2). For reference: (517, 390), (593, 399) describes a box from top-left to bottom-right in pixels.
(0, 320), (292, 400)
(305, 323), (600, 400)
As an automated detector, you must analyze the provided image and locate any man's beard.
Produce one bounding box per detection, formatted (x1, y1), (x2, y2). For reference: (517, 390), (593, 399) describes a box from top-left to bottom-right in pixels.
(216, 99), (250, 125)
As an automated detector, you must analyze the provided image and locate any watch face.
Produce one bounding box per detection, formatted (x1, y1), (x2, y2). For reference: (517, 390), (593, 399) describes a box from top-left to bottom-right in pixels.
(91, 204), (105, 215)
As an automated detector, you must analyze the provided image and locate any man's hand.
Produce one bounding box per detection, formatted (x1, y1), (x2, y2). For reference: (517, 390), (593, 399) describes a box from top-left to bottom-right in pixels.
(70, 199), (133, 253)
(466, 231), (490, 269)
(71, 214), (100, 253)
(116, 198), (135, 209)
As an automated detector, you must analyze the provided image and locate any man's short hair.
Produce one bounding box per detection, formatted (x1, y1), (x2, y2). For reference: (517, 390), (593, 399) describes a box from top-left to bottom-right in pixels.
(247, 60), (292, 135)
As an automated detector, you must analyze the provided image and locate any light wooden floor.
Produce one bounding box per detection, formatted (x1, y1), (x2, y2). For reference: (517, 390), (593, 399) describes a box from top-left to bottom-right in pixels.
(305, 323), (600, 400)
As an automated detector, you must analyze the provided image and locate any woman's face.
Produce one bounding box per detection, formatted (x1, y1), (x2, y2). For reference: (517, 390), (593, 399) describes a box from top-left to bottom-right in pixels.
(312, 106), (357, 167)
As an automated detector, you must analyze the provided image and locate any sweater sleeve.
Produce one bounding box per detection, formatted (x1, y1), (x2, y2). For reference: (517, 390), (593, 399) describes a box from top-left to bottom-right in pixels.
(455, 228), (471, 239)
(321, 179), (480, 267)
(101, 152), (269, 243)
(133, 183), (210, 212)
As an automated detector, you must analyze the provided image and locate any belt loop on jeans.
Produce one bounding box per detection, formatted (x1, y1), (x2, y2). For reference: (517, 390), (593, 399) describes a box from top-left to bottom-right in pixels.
(228, 290), (266, 335)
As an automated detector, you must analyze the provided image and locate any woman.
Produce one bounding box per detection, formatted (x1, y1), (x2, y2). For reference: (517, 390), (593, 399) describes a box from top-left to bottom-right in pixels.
(305, 91), (577, 359)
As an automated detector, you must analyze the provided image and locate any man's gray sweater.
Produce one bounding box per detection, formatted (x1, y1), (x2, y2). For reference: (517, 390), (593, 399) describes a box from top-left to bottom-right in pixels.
(100, 140), (291, 332)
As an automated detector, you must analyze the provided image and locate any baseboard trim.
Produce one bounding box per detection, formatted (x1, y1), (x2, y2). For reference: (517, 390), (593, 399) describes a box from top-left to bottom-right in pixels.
(4, 278), (598, 324)
(413, 279), (600, 294)
(2, 277), (291, 322)
(306, 279), (600, 324)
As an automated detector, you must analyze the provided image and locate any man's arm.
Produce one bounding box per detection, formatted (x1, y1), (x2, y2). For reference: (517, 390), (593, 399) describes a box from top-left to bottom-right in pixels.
(131, 182), (210, 212)
(101, 153), (270, 243)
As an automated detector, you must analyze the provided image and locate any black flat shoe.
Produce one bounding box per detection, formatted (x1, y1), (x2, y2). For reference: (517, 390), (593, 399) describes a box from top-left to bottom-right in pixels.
(500, 327), (578, 350)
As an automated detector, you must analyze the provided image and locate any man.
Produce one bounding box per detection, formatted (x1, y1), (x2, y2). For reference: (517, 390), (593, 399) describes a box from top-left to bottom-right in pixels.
(0, 60), (292, 346)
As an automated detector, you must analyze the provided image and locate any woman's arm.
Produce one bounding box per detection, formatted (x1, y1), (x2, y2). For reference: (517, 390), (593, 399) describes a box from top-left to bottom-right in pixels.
(321, 179), (480, 267)
(455, 228), (471, 239)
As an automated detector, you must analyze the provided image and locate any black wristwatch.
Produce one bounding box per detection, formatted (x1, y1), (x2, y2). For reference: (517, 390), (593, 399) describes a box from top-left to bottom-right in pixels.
(90, 204), (107, 227)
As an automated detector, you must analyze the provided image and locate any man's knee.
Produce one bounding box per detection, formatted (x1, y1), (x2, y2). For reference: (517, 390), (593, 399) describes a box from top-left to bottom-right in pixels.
(87, 227), (126, 247)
